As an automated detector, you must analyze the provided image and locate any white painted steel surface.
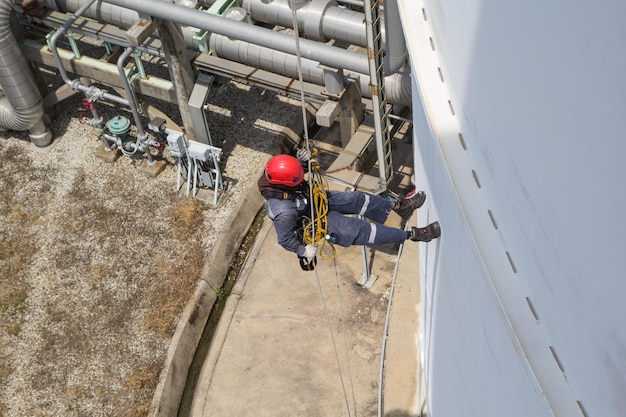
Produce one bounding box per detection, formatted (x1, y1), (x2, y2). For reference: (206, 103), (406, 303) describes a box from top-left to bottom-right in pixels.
(400, 0), (626, 416)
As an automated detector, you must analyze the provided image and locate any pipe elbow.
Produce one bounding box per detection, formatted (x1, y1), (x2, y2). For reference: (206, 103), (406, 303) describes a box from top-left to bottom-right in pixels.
(384, 70), (412, 107)
(0, 0), (50, 139)
(0, 96), (44, 130)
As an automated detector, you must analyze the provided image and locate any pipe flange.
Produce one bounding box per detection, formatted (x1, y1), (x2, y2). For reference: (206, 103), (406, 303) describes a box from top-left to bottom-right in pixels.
(29, 128), (53, 148)
(303, 0), (337, 42)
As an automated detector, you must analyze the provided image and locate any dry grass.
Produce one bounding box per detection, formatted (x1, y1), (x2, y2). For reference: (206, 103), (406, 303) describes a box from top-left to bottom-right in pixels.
(0, 145), (40, 385)
(144, 198), (206, 338)
(122, 362), (162, 417)
(0, 138), (210, 415)
(0, 67), (299, 415)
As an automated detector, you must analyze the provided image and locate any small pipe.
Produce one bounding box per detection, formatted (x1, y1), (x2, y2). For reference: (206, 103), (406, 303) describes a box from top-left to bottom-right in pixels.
(116, 47), (147, 140)
(101, 132), (156, 162)
(47, 0), (156, 162)
(48, 0), (131, 107)
(192, 159), (199, 196)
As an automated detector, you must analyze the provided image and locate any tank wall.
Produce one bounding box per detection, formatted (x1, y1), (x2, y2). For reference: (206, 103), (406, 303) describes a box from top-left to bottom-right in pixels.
(411, 74), (553, 417)
(412, 0), (626, 415)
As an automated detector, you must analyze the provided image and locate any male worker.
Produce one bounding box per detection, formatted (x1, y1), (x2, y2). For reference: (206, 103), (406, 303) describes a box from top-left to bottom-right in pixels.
(257, 153), (441, 263)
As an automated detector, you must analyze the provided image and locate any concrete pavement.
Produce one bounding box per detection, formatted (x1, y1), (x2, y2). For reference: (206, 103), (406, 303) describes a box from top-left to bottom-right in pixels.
(189, 207), (423, 417)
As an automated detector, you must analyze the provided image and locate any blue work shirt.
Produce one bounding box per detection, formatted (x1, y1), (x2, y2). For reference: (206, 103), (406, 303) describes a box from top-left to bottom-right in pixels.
(264, 195), (310, 257)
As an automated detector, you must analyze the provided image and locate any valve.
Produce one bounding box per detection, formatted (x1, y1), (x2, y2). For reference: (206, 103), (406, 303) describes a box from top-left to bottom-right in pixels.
(81, 98), (95, 112)
(107, 115), (131, 143)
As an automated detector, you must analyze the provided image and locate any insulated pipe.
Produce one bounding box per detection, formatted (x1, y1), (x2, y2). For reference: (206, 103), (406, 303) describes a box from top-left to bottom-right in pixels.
(39, 0), (368, 73)
(102, 0), (371, 75)
(0, 0), (51, 146)
(241, 0), (377, 49)
(210, 23), (411, 106)
(241, 0), (407, 74)
(37, 0), (410, 104)
(39, 0), (139, 28)
(382, 0), (406, 73)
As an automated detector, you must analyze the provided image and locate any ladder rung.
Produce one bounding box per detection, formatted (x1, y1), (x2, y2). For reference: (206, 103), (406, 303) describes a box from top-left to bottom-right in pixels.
(373, 34), (383, 47)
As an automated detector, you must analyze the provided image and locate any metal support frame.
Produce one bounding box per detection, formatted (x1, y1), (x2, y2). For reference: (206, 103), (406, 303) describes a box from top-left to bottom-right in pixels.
(358, 224), (378, 288)
(187, 140), (224, 206)
(363, 0), (393, 192)
(166, 130), (191, 195)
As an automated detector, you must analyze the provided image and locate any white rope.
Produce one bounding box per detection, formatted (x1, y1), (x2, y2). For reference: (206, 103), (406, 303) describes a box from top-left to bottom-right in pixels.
(377, 223), (408, 416)
(288, 2), (311, 150)
(333, 258), (358, 416)
(313, 265), (353, 417)
(289, 2), (356, 415)
(288, 1), (316, 236)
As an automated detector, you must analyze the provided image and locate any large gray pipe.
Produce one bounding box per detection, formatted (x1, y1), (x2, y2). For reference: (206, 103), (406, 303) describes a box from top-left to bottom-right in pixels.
(39, 0), (139, 27)
(382, 0), (406, 73)
(36, 0), (410, 104)
(237, 0), (407, 74)
(101, 0), (370, 74)
(0, 0), (51, 146)
(210, 21), (411, 106)
(241, 0), (371, 45)
(209, 1), (410, 102)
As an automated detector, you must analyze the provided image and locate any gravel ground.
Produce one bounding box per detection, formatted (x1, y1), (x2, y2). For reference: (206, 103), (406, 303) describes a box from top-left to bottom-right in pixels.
(0, 72), (302, 416)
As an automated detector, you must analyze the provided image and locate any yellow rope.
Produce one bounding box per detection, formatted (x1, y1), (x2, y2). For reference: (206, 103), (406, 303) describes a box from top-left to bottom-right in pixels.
(302, 153), (336, 260)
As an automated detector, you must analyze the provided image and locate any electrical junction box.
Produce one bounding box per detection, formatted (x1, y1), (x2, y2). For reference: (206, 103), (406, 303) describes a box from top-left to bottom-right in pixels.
(167, 132), (186, 157)
(148, 117), (166, 133)
(187, 140), (213, 162)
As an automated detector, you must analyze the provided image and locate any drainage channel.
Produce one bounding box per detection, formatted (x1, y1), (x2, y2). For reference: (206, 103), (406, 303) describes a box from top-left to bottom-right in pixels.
(177, 208), (267, 417)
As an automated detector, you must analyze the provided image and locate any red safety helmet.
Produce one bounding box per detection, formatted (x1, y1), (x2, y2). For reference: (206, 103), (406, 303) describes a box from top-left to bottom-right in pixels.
(265, 154), (304, 187)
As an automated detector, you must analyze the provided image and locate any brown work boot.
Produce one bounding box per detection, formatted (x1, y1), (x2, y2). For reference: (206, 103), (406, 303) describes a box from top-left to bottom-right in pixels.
(410, 222), (441, 242)
(395, 191), (426, 219)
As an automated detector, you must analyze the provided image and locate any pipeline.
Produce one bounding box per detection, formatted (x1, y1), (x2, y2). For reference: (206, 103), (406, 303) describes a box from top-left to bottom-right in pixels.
(47, 0), (158, 162)
(0, 0), (51, 146)
(240, 0), (407, 73)
(34, 0), (411, 105)
(210, 6), (411, 106)
(48, 0), (129, 107)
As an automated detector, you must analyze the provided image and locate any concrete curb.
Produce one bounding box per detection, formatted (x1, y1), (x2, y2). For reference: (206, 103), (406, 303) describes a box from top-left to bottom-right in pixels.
(149, 155), (270, 417)
(189, 217), (273, 416)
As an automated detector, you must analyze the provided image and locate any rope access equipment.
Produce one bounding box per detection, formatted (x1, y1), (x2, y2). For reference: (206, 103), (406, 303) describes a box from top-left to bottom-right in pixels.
(289, 1), (357, 415)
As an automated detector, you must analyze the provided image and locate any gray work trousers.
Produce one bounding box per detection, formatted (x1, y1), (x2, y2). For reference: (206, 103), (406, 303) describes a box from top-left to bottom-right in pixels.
(325, 191), (407, 247)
